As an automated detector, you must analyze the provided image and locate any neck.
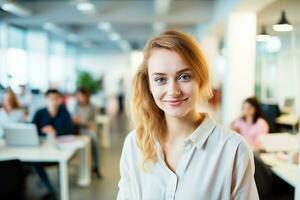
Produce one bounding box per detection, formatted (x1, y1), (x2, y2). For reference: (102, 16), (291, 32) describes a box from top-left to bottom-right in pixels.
(164, 109), (204, 142)
(80, 102), (89, 106)
(48, 107), (59, 117)
(245, 116), (253, 124)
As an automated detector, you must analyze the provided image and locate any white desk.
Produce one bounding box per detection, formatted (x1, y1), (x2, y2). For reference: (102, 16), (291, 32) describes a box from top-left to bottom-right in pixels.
(259, 133), (300, 199)
(276, 114), (299, 133)
(0, 135), (91, 200)
(260, 153), (298, 187)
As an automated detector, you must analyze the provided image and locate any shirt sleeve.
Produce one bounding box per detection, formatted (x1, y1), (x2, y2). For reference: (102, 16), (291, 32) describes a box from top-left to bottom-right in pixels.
(259, 118), (269, 134)
(231, 141), (259, 200)
(61, 110), (73, 135)
(117, 135), (132, 200)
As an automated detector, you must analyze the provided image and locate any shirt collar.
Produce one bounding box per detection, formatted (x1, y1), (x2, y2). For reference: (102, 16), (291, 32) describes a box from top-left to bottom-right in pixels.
(184, 114), (217, 149)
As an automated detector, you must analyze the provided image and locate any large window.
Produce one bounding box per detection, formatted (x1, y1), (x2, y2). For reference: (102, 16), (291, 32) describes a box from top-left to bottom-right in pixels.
(49, 36), (66, 89)
(256, 31), (299, 110)
(6, 26), (28, 92)
(0, 23), (8, 88)
(26, 30), (49, 91)
(0, 24), (80, 93)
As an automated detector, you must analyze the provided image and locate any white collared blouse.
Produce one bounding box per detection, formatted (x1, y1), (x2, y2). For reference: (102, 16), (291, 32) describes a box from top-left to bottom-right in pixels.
(117, 115), (259, 200)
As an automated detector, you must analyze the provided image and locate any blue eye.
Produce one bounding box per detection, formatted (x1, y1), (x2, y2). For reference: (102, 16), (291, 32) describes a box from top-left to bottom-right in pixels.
(178, 73), (191, 81)
(154, 77), (167, 84)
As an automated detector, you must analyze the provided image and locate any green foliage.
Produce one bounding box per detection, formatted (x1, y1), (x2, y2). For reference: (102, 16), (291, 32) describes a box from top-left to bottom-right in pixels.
(76, 70), (99, 94)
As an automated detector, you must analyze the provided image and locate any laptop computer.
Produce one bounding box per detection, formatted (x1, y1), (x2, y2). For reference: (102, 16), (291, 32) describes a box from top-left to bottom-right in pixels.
(3, 123), (40, 147)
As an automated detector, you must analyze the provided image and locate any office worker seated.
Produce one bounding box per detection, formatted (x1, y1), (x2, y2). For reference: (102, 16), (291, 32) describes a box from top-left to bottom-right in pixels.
(32, 89), (73, 200)
(33, 89), (73, 136)
(72, 88), (101, 177)
(0, 89), (25, 137)
(231, 97), (269, 150)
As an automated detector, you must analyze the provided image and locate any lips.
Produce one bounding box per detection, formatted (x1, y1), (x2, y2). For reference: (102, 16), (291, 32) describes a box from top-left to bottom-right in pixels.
(164, 98), (188, 106)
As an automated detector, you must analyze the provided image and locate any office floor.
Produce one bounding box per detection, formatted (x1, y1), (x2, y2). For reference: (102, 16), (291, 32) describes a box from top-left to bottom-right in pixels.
(25, 113), (131, 200)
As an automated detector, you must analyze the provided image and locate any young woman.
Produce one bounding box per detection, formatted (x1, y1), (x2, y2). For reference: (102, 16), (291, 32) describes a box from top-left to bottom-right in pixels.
(0, 89), (25, 137)
(0, 89), (25, 124)
(232, 97), (269, 149)
(118, 31), (258, 199)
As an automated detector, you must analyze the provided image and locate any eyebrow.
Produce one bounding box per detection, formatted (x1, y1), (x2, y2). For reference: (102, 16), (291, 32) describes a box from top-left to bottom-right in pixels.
(151, 68), (192, 76)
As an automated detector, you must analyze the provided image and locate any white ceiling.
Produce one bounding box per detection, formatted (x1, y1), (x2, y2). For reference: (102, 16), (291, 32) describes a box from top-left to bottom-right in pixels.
(0, 0), (217, 50)
(2, 0), (297, 51)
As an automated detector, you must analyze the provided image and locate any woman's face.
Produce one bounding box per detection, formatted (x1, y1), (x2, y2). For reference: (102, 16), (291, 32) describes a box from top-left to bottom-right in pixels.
(242, 102), (255, 117)
(76, 92), (88, 104)
(148, 49), (200, 118)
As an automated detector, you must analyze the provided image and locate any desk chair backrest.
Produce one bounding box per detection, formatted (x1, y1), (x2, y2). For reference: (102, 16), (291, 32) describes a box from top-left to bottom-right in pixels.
(260, 103), (281, 132)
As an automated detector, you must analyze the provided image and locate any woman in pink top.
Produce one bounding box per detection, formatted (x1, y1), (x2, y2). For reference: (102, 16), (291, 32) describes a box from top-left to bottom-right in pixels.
(232, 97), (269, 148)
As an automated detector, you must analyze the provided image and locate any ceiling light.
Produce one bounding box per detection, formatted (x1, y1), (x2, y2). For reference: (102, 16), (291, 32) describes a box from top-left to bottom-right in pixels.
(1, 1), (31, 16)
(273, 10), (293, 32)
(256, 26), (271, 42)
(109, 33), (121, 41)
(76, 1), (96, 13)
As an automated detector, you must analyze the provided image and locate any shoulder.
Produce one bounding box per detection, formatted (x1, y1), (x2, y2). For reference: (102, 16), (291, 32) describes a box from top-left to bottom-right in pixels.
(212, 124), (251, 152)
(257, 118), (268, 126)
(120, 130), (141, 167)
(123, 130), (138, 150)
(121, 130), (141, 157)
(213, 125), (254, 165)
(36, 107), (47, 115)
(59, 105), (71, 115)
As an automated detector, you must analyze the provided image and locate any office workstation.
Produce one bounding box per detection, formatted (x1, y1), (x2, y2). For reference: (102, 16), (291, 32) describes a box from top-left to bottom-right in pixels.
(0, 0), (299, 200)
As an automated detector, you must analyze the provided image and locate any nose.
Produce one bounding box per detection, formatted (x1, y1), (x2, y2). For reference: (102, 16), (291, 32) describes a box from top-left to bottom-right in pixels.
(167, 80), (181, 97)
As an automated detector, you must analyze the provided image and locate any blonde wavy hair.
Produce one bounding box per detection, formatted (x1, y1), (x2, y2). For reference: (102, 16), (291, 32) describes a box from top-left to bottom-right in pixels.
(131, 30), (212, 167)
(4, 89), (20, 110)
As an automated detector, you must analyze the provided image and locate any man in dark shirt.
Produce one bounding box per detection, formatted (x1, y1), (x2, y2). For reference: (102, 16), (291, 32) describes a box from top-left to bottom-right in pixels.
(33, 89), (73, 136)
(32, 89), (73, 200)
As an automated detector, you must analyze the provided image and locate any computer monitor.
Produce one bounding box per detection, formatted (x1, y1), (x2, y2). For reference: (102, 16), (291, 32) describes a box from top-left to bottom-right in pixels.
(260, 103), (281, 133)
(3, 123), (40, 147)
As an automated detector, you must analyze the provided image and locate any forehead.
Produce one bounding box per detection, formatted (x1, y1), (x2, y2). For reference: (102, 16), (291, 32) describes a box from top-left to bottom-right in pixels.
(243, 102), (253, 108)
(148, 49), (190, 74)
(47, 93), (61, 99)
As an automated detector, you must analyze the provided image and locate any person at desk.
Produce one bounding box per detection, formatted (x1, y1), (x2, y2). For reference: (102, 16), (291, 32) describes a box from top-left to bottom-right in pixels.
(32, 89), (73, 136)
(0, 89), (25, 137)
(118, 30), (258, 199)
(231, 97), (269, 150)
(72, 88), (101, 178)
(32, 89), (73, 200)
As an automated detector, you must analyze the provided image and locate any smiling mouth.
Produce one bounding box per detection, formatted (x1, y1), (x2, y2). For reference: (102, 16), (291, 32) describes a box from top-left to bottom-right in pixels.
(164, 98), (188, 106)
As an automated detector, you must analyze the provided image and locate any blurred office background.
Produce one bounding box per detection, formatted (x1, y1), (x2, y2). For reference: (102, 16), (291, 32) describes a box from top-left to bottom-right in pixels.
(0, 0), (299, 199)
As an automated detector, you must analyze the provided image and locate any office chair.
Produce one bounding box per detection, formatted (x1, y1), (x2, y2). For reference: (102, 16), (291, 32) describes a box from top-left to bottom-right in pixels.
(0, 159), (26, 200)
(260, 103), (281, 132)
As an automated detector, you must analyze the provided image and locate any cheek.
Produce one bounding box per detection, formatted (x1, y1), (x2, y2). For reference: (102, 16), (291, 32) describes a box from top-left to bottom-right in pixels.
(183, 83), (199, 98)
(150, 86), (164, 102)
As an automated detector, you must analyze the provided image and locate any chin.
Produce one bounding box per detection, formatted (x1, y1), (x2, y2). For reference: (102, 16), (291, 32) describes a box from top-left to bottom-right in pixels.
(163, 107), (190, 118)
